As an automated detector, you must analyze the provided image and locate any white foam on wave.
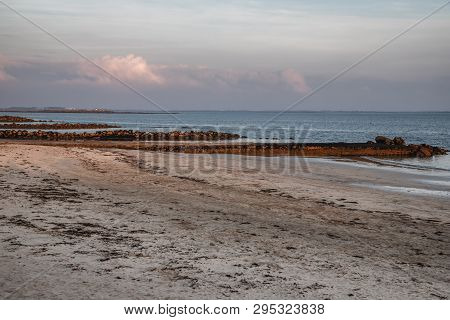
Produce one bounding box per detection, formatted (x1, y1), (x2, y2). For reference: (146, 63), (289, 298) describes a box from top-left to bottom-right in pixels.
(309, 156), (450, 179)
(418, 179), (450, 187)
(353, 183), (450, 198)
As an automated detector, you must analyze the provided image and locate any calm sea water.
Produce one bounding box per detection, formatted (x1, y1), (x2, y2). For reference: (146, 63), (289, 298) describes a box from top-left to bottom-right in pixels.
(3, 111), (450, 170)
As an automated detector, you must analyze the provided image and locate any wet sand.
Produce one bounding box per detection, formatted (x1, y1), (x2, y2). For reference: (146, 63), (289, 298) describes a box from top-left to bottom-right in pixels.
(0, 143), (449, 299)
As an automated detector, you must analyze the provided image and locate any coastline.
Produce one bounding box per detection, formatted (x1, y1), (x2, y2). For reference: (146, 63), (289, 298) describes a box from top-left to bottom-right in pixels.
(0, 110), (179, 114)
(1, 115), (446, 158)
(0, 138), (446, 158)
(0, 143), (448, 299)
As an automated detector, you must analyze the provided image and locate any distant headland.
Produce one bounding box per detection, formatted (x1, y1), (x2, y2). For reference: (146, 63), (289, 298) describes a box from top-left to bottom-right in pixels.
(0, 107), (178, 114)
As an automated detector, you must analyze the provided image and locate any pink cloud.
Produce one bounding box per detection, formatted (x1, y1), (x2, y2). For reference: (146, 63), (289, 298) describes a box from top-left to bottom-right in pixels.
(281, 68), (310, 93)
(71, 54), (310, 93)
(77, 54), (164, 85)
(2, 53), (309, 93)
(0, 54), (16, 82)
(156, 65), (309, 93)
(0, 70), (13, 82)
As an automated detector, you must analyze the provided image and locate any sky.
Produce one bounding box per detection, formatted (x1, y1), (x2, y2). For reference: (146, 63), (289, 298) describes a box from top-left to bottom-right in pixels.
(0, 0), (449, 111)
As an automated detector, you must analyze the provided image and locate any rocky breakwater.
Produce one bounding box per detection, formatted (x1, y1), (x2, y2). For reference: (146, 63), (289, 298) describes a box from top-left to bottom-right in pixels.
(0, 122), (119, 130)
(0, 129), (240, 141)
(1, 132), (446, 158)
(373, 136), (447, 158)
(135, 136), (448, 158)
(0, 115), (37, 123)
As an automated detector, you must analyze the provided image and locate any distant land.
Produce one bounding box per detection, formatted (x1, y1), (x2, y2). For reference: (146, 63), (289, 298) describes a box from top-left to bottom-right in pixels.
(1, 107), (448, 114)
(0, 107), (178, 114)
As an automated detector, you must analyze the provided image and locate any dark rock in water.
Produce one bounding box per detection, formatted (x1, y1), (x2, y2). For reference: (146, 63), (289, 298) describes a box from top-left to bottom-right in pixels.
(366, 141), (375, 145)
(375, 135), (406, 146)
(0, 122), (118, 130)
(0, 129), (240, 141)
(410, 144), (447, 158)
(0, 115), (36, 123)
(0, 130), (447, 158)
(432, 146), (447, 156)
(393, 137), (406, 145)
(417, 145), (433, 158)
(375, 136), (393, 145)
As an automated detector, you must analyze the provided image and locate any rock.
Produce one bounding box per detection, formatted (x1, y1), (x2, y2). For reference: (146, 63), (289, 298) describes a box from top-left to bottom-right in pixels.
(0, 122), (118, 130)
(375, 136), (393, 145)
(432, 146), (447, 156)
(0, 129), (447, 158)
(393, 137), (405, 145)
(417, 145), (433, 158)
(0, 115), (36, 123)
(0, 129), (240, 141)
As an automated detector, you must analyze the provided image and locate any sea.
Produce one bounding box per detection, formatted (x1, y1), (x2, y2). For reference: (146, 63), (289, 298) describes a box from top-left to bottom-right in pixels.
(3, 111), (450, 172)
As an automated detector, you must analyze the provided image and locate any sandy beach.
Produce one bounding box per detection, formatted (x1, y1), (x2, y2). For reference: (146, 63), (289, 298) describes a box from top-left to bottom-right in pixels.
(0, 143), (449, 299)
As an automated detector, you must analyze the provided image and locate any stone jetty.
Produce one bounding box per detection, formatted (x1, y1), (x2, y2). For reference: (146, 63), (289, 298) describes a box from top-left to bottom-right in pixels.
(0, 115), (37, 123)
(0, 123), (119, 130)
(0, 132), (447, 158)
(0, 129), (240, 141)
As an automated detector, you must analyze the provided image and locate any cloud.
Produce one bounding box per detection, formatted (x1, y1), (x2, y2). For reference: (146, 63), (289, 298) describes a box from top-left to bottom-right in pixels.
(155, 64), (310, 93)
(0, 69), (13, 82)
(1, 53), (310, 95)
(68, 54), (310, 93)
(281, 68), (310, 93)
(0, 54), (16, 82)
(77, 54), (164, 85)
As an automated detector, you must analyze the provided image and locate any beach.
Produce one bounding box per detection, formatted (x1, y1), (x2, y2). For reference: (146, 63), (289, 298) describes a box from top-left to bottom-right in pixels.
(1, 142), (449, 299)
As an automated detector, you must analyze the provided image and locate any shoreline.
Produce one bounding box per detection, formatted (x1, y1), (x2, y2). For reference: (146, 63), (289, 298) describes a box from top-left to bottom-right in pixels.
(0, 143), (448, 299)
(0, 110), (179, 115)
(1, 138), (447, 158)
(1, 115), (446, 158)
